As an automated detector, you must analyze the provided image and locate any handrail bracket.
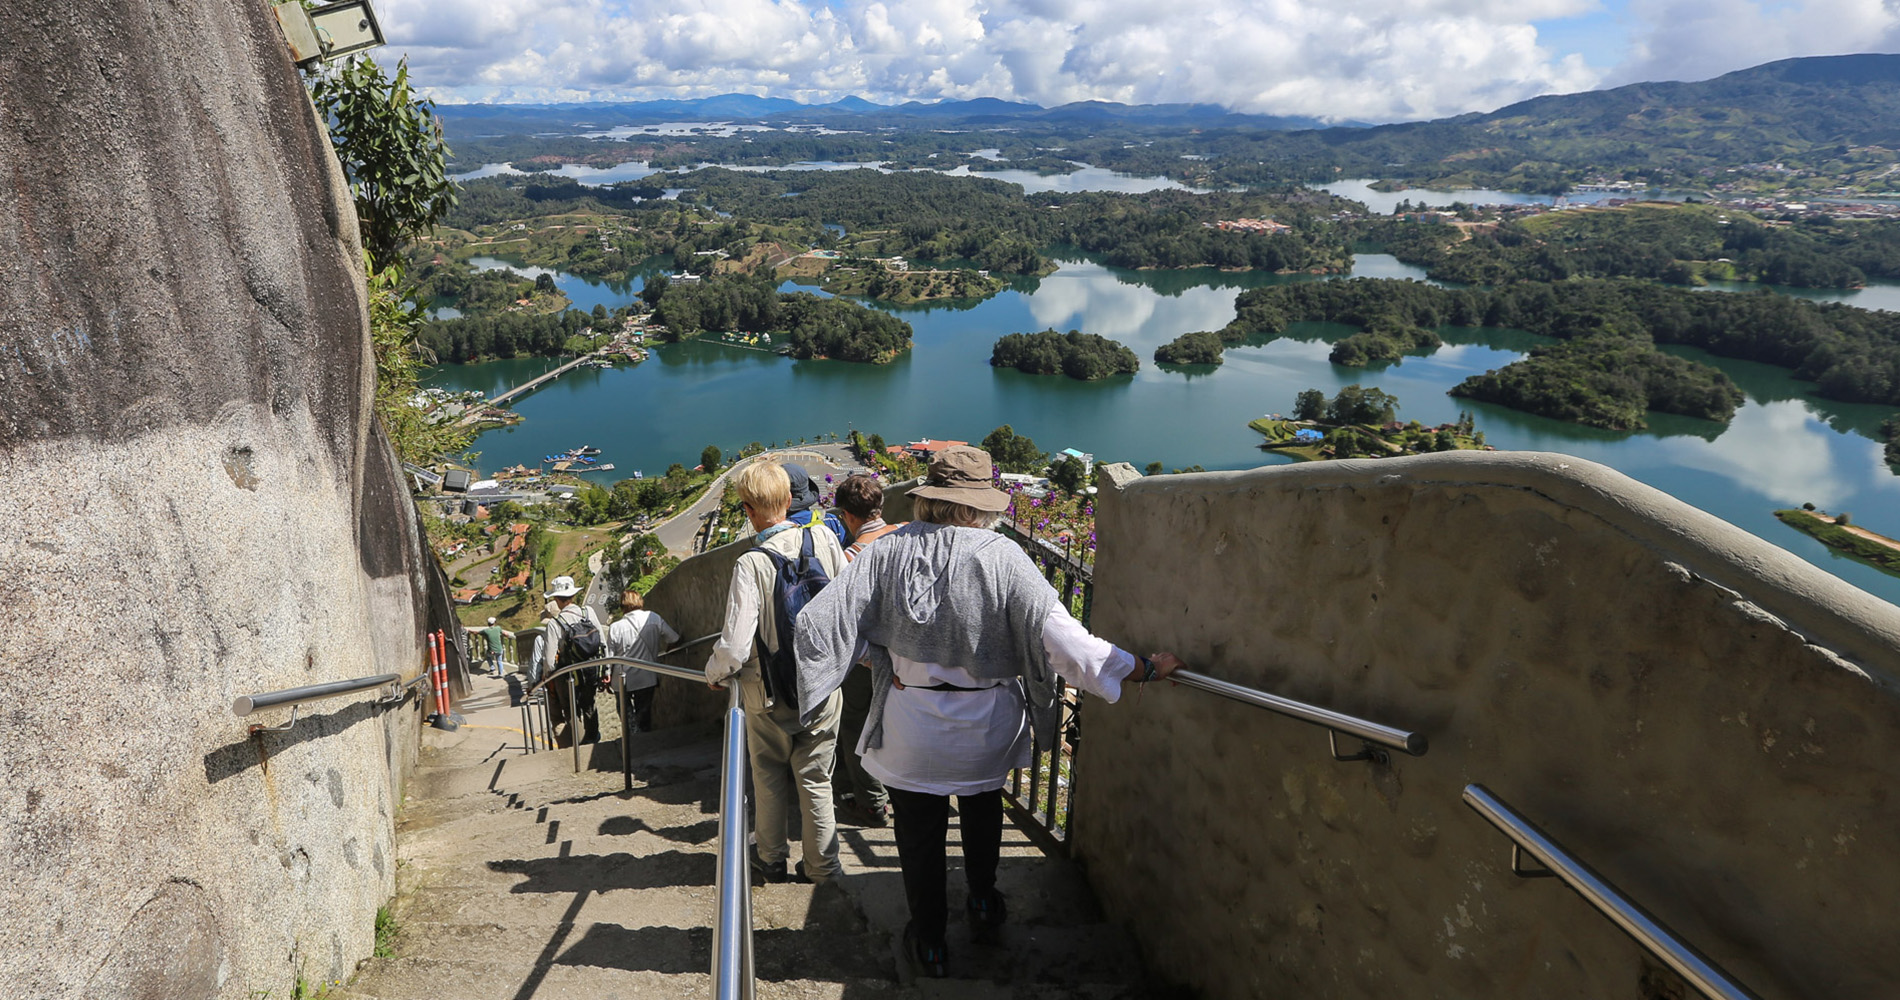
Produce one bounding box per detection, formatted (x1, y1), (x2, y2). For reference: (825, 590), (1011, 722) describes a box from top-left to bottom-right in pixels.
(1327, 729), (1390, 765)
(248, 705), (299, 736)
(1511, 842), (1557, 879)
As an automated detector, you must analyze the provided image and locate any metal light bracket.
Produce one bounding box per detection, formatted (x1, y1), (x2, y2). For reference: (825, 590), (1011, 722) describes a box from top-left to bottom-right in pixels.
(1328, 729), (1390, 765)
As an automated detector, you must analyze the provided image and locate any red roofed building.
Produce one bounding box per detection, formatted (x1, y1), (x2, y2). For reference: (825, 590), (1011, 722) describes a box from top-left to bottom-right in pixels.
(904, 438), (968, 458)
(481, 584), (504, 599)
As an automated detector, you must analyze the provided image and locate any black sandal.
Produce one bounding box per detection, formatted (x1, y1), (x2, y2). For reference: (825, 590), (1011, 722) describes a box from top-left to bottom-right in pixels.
(966, 888), (1008, 943)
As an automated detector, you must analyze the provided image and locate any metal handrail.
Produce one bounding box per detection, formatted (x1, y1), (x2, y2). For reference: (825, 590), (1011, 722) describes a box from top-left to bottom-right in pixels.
(1462, 784), (1762, 1000)
(711, 682), (756, 999)
(525, 651), (752, 996)
(233, 673), (403, 717)
(1170, 669), (1428, 760)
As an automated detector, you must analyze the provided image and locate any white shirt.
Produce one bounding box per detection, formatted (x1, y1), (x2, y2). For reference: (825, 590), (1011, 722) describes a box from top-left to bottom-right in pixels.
(861, 604), (1138, 796)
(608, 609), (679, 690)
(704, 520), (847, 687)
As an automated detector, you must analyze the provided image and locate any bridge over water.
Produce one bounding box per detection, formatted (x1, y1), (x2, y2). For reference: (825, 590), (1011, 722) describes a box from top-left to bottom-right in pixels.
(464, 351), (605, 423)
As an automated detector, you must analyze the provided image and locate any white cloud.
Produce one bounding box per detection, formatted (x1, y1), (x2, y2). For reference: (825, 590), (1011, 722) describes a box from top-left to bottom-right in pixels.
(376, 0), (1628, 120)
(1612, 0), (1900, 86)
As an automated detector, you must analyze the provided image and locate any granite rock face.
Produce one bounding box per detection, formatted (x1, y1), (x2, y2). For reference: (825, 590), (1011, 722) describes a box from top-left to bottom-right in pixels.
(1076, 453), (1900, 1000)
(0, 2), (438, 996)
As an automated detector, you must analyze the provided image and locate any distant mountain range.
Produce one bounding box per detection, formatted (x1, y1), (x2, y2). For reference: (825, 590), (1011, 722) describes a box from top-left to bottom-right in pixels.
(435, 54), (1900, 187)
(434, 93), (1350, 134)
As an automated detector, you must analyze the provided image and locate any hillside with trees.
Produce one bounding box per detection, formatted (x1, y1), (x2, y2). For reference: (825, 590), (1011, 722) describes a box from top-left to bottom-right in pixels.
(1364, 203), (1900, 288)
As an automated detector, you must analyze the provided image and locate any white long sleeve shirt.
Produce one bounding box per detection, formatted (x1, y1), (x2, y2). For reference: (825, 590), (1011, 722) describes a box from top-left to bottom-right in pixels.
(861, 603), (1138, 796)
(608, 609), (679, 690)
(704, 520), (847, 688)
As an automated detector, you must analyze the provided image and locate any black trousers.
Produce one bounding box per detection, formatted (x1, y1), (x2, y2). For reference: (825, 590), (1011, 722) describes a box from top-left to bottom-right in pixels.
(550, 673), (600, 747)
(625, 685), (655, 734)
(887, 786), (1003, 944)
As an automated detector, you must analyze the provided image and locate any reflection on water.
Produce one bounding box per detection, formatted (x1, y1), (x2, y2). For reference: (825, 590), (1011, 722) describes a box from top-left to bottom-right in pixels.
(427, 250), (1900, 605)
(1314, 178), (1698, 213)
(450, 160), (1205, 195)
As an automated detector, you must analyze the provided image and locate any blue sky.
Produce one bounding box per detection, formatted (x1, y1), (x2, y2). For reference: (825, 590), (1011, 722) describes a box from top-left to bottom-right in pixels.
(376, 0), (1900, 122)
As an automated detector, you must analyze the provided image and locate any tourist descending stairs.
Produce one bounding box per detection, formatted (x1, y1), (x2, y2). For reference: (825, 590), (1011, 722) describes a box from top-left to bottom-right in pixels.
(335, 671), (1156, 999)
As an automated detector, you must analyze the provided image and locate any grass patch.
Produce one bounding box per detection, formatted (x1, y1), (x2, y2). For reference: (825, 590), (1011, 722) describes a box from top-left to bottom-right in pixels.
(374, 906), (399, 959)
(1775, 509), (1900, 576)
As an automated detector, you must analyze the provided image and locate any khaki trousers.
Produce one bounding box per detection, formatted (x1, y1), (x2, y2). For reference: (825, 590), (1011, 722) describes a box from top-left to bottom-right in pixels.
(740, 671), (843, 878)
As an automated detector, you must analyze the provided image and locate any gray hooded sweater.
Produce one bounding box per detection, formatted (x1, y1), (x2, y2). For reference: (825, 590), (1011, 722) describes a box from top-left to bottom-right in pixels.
(794, 522), (1059, 754)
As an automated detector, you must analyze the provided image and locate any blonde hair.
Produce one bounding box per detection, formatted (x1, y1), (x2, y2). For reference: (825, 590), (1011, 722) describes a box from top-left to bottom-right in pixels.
(620, 590), (644, 612)
(732, 460), (791, 516)
(913, 496), (1002, 530)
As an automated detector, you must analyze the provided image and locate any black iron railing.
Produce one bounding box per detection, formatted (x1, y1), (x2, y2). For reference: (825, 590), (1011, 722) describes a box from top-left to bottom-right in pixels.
(996, 516), (1091, 850)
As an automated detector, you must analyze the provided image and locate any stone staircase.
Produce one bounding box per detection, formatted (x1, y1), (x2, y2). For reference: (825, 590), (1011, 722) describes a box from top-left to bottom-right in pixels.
(337, 673), (1156, 1000)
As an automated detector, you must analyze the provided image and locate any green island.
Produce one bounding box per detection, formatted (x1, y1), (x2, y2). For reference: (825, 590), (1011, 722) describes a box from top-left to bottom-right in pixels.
(991, 329), (1140, 380)
(1248, 387), (1487, 460)
(647, 272), (913, 363)
(1775, 508), (1900, 577)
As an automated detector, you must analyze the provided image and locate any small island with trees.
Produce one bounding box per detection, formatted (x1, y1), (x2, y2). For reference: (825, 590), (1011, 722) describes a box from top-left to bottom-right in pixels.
(1775, 504), (1900, 577)
(1249, 386), (1489, 460)
(991, 329), (1140, 380)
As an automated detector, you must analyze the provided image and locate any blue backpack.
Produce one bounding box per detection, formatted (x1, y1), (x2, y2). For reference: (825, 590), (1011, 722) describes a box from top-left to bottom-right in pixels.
(757, 524), (831, 711)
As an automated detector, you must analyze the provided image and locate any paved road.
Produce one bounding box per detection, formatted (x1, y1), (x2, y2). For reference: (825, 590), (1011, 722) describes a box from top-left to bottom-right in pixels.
(649, 445), (859, 556)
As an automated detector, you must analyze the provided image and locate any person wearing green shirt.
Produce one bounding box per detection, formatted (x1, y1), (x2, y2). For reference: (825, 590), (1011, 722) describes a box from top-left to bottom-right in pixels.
(481, 618), (505, 676)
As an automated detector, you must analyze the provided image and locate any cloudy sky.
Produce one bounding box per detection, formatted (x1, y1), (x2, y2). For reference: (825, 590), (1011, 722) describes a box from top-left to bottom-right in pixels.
(377, 0), (1900, 122)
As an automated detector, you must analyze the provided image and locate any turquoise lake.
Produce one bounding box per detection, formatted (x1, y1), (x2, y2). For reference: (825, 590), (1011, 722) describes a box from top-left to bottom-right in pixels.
(425, 253), (1900, 607)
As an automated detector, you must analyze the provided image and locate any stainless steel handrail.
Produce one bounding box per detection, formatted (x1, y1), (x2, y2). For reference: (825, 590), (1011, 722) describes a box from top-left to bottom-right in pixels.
(528, 652), (753, 996)
(1462, 784), (1762, 1000)
(232, 673), (403, 717)
(663, 633), (721, 655)
(710, 682), (756, 999)
(523, 655), (703, 695)
(1170, 669), (1428, 759)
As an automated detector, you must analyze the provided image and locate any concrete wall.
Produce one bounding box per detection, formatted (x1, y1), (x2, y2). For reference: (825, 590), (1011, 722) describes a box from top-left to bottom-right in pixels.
(1074, 454), (1900, 1000)
(0, 3), (438, 997)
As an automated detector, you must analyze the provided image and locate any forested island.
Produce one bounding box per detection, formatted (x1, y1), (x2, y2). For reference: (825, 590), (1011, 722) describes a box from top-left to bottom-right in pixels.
(1367, 202), (1900, 289)
(991, 329), (1140, 380)
(1196, 278), (1900, 425)
(1451, 336), (1745, 429)
(647, 273), (913, 363)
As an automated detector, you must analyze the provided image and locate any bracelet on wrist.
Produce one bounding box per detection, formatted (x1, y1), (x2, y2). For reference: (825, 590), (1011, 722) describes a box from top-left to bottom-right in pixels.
(1138, 656), (1157, 683)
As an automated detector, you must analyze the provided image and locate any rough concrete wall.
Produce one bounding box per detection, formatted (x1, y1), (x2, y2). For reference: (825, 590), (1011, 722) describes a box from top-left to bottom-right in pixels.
(1074, 453), (1900, 1000)
(0, 3), (435, 997)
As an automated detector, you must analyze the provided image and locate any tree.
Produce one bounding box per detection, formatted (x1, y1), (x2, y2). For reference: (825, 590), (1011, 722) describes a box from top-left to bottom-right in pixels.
(535, 273), (558, 295)
(1293, 389), (1327, 421)
(981, 425), (1047, 474)
(1048, 455), (1088, 494)
(639, 274), (670, 309)
(309, 58), (457, 272)
(1144, 461), (1164, 476)
(700, 445), (723, 472)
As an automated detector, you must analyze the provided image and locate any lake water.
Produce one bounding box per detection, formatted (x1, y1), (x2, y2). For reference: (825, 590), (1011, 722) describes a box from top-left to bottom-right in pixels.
(1315, 179), (1698, 213)
(426, 252), (1900, 606)
(452, 160), (1206, 195)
